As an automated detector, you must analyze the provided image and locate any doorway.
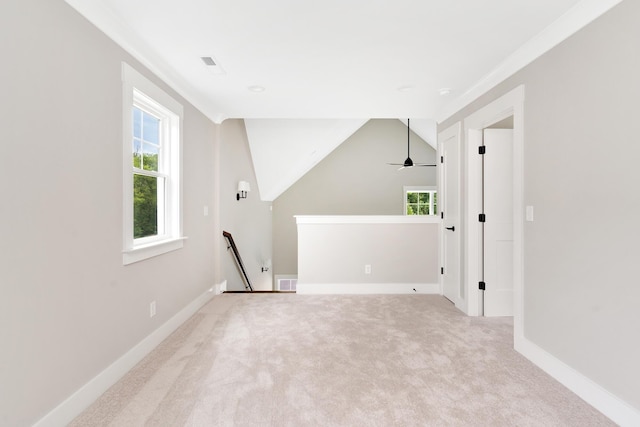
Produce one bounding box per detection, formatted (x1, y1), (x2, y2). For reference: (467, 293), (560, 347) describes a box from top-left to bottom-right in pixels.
(462, 86), (524, 338)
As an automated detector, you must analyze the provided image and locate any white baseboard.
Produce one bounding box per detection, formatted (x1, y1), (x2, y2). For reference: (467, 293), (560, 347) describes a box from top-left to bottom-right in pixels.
(212, 279), (227, 295)
(33, 283), (222, 427)
(296, 283), (440, 295)
(515, 335), (640, 427)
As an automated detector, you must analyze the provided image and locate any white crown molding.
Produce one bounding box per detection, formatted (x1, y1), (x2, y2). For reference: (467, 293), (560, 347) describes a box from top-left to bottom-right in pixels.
(436, 0), (624, 124)
(64, 0), (224, 123)
(66, 0), (622, 127)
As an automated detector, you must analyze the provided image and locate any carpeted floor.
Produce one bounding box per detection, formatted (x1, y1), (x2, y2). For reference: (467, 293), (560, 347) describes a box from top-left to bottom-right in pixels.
(70, 294), (613, 426)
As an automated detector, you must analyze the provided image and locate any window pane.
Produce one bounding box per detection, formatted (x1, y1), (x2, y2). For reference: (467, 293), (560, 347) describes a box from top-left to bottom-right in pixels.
(134, 174), (158, 239)
(143, 112), (160, 144)
(419, 204), (429, 215)
(133, 139), (142, 168)
(433, 192), (437, 214)
(142, 143), (159, 171)
(407, 203), (418, 215)
(419, 192), (430, 204)
(407, 192), (418, 203)
(133, 107), (142, 138)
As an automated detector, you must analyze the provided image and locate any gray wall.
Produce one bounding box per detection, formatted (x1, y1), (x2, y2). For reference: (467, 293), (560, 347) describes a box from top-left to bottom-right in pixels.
(272, 119), (437, 276)
(297, 221), (439, 286)
(440, 0), (640, 410)
(0, 1), (219, 425)
(219, 120), (273, 291)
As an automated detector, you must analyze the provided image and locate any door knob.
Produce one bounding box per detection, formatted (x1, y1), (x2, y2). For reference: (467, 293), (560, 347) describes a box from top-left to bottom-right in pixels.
(446, 226), (455, 232)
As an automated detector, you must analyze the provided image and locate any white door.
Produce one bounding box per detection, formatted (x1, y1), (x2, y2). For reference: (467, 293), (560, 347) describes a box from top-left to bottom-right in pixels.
(439, 124), (461, 304)
(483, 129), (513, 316)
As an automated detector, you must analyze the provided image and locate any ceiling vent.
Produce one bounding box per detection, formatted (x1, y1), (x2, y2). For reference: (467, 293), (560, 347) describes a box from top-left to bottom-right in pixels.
(201, 56), (216, 66)
(201, 56), (225, 75)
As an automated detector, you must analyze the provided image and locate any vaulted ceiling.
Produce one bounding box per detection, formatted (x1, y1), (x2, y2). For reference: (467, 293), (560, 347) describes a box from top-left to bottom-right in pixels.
(65, 0), (620, 200)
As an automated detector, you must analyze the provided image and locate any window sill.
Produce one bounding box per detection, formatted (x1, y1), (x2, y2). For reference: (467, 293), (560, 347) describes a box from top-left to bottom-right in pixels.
(123, 236), (187, 265)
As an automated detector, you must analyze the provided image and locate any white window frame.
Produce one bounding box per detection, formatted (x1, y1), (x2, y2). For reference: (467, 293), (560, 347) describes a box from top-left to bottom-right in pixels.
(122, 63), (185, 265)
(404, 186), (438, 216)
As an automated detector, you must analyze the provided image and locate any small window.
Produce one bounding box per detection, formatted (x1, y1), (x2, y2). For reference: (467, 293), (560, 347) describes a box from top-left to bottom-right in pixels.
(404, 186), (437, 216)
(122, 63), (184, 265)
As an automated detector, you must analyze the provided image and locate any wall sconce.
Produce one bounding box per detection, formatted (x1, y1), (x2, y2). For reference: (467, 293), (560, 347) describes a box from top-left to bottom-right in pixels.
(236, 181), (250, 200)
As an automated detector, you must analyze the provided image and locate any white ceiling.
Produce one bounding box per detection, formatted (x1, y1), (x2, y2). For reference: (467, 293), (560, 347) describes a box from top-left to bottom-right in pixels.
(65, 0), (621, 200)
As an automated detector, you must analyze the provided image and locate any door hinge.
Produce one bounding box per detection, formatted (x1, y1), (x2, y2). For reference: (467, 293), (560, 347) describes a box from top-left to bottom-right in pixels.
(440, 156), (444, 164)
(440, 212), (444, 219)
(441, 267), (444, 275)
(479, 213), (486, 222)
(479, 281), (486, 290)
(479, 146), (486, 155)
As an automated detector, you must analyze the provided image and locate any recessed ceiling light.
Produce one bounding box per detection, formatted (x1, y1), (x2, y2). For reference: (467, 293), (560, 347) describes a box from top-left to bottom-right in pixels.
(397, 85), (414, 92)
(439, 87), (452, 96)
(248, 85), (266, 93)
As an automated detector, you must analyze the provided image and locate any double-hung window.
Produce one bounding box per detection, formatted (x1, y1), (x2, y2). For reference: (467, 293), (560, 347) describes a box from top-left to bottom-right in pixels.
(122, 63), (184, 264)
(404, 186), (438, 216)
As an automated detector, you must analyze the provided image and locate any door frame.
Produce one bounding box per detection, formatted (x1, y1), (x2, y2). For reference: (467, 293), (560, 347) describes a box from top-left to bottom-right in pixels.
(463, 85), (525, 343)
(438, 122), (462, 309)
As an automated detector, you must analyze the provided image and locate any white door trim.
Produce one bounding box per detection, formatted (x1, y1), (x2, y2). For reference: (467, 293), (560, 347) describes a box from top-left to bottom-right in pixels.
(462, 85), (525, 340)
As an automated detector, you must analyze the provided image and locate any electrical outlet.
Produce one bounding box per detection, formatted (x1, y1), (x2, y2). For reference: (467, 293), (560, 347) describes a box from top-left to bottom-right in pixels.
(365, 264), (371, 274)
(150, 301), (156, 318)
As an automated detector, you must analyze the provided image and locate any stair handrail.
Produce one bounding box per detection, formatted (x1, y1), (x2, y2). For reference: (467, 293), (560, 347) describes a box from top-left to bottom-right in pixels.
(222, 231), (254, 292)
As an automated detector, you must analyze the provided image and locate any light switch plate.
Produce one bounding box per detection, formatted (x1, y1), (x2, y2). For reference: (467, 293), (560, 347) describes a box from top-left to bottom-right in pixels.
(526, 205), (534, 222)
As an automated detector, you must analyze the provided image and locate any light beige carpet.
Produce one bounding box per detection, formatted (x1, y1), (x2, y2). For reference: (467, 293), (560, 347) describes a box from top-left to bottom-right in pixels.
(71, 294), (613, 426)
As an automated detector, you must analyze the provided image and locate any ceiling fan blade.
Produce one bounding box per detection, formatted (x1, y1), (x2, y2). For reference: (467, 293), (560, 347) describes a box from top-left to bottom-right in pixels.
(387, 162), (404, 166)
(414, 163), (437, 167)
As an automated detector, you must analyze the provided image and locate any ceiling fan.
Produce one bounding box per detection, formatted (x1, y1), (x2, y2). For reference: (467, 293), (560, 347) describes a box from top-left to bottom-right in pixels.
(387, 118), (436, 170)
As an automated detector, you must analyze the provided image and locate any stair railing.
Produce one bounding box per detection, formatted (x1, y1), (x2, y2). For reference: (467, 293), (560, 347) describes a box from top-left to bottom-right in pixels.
(223, 231), (254, 292)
